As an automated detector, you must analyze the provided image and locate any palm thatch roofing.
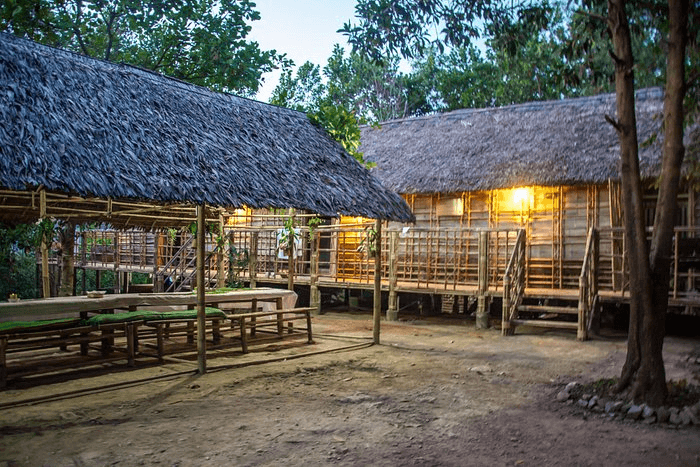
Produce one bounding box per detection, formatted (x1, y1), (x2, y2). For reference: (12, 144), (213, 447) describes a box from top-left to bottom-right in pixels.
(361, 88), (667, 195)
(0, 33), (414, 228)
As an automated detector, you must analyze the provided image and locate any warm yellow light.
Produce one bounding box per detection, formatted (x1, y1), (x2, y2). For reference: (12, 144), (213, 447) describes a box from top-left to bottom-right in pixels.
(226, 207), (250, 225)
(512, 188), (530, 207)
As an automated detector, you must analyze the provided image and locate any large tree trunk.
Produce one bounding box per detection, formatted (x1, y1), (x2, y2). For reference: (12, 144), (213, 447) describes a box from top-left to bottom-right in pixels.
(610, 0), (689, 406)
(607, 0), (653, 395)
(638, 0), (689, 407)
(58, 223), (75, 297)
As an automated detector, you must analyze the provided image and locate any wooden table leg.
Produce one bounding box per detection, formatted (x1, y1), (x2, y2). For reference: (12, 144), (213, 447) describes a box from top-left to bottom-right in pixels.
(0, 337), (7, 388)
(306, 310), (313, 344)
(126, 324), (135, 367)
(156, 324), (164, 362)
(239, 317), (248, 354)
(213, 319), (221, 345)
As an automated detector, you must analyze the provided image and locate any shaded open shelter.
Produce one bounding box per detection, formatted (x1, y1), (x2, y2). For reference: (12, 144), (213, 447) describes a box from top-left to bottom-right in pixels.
(0, 33), (414, 371)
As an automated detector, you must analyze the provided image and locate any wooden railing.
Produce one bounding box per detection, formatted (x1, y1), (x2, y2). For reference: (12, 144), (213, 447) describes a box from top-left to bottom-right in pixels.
(598, 226), (700, 306)
(154, 235), (195, 291)
(578, 227), (599, 340)
(501, 229), (526, 335)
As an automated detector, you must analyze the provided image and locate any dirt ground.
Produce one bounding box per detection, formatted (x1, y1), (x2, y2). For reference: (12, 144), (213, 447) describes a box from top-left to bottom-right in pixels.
(1, 312), (699, 467)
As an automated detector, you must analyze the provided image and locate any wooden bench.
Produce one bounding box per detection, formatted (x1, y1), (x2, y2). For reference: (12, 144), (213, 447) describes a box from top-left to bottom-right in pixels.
(0, 320), (136, 387)
(139, 307), (314, 359)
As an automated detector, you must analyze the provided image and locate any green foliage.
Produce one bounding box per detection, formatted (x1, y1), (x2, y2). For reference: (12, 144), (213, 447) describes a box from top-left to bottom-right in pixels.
(307, 216), (323, 240)
(226, 245), (249, 289)
(0, 252), (38, 300)
(270, 62), (325, 113)
(0, 0), (291, 95)
(307, 102), (374, 167)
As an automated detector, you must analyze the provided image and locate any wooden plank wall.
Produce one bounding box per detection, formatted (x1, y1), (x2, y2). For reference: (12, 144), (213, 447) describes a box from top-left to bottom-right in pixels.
(394, 184), (618, 290)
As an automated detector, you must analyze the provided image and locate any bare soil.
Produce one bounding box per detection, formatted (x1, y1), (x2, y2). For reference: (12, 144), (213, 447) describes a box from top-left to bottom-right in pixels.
(1, 312), (699, 467)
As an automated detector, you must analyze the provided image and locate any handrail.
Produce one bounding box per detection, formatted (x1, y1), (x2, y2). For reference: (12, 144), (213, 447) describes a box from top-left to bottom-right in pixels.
(577, 227), (599, 341)
(502, 229), (526, 336)
(158, 235), (195, 276)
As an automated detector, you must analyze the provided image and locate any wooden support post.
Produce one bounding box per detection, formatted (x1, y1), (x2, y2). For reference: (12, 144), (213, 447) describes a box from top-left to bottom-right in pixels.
(373, 219), (383, 344)
(310, 230), (321, 315)
(476, 230), (490, 329)
(249, 231), (258, 288)
(387, 231), (399, 321)
(217, 214), (225, 288)
(196, 204), (207, 374)
(41, 237), (50, 298)
(287, 210), (295, 292)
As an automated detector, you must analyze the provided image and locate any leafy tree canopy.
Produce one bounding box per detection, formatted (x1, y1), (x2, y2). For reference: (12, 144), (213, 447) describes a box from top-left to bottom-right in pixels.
(1, 0), (291, 95)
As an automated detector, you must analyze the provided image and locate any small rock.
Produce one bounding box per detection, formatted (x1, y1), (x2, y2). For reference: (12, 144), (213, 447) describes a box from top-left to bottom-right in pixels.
(681, 407), (698, 425)
(642, 405), (655, 419)
(690, 402), (700, 417)
(565, 382), (580, 392)
(656, 406), (670, 423)
(627, 405), (643, 420)
(670, 412), (682, 425)
(669, 407), (680, 416)
(556, 390), (570, 402)
(581, 394), (592, 402)
(621, 401), (634, 413)
(643, 416), (657, 425)
(577, 399), (589, 408)
(605, 401), (624, 413)
(588, 395), (599, 409)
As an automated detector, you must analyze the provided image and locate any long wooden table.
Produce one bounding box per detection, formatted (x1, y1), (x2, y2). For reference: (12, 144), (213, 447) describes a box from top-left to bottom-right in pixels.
(0, 288), (298, 322)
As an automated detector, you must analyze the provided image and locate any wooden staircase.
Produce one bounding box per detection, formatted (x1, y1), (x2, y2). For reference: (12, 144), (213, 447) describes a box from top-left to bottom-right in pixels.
(502, 228), (599, 340)
(509, 298), (580, 332)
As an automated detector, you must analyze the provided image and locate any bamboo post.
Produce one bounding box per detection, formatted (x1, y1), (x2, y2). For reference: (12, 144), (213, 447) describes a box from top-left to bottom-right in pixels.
(310, 230), (321, 315)
(373, 219), (383, 344)
(249, 231), (258, 288)
(387, 230), (399, 321)
(502, 275), (511, 335)
(196, 204), (207, 374)
(287, 210), (295, 291)
(217, 214), (225, 288)
(39, 189), (50, 298)
(476, 230), (490, 329)
(41, 238), (50, 298)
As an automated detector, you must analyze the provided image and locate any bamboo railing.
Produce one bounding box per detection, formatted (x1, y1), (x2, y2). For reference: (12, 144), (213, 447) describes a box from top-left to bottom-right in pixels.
(501, 229), (526, 335)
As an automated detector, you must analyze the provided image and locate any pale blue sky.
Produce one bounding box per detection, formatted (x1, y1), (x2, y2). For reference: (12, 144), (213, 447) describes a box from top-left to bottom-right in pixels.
(248, 0), (358, 101)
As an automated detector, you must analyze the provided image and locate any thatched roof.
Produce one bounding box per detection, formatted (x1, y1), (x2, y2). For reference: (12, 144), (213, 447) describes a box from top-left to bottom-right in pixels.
(361, 88), (667, 194)
(0, 33), (414, 227)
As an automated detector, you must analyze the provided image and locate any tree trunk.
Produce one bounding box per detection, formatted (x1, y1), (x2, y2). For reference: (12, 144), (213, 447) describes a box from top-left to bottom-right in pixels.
(610, 0), (689, 406)
(607, 0), (654, 395)
(637, 0), (689, 407)
(58, 223), (76, 297)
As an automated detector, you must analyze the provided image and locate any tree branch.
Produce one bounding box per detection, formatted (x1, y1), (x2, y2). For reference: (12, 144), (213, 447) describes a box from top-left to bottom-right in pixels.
(605, 114), (622, 133)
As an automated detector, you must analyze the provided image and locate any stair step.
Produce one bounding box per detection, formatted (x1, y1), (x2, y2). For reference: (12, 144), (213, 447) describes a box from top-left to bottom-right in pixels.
(511, 319), (578, 330)
(517, 305), (579, 315)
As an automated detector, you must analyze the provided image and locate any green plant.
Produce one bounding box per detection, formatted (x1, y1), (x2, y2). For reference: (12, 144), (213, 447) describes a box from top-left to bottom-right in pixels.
(356, 226), (378, 257)
(278, 216), (297, 254)
(307, 216), (323, 241)
(227, 246), (249, 289)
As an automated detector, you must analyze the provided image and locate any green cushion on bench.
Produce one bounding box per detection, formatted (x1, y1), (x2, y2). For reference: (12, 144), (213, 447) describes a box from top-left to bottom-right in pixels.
(158, 307), (226, 320)
(0, 318), (84, 334)
(84, 310), (164, 326)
